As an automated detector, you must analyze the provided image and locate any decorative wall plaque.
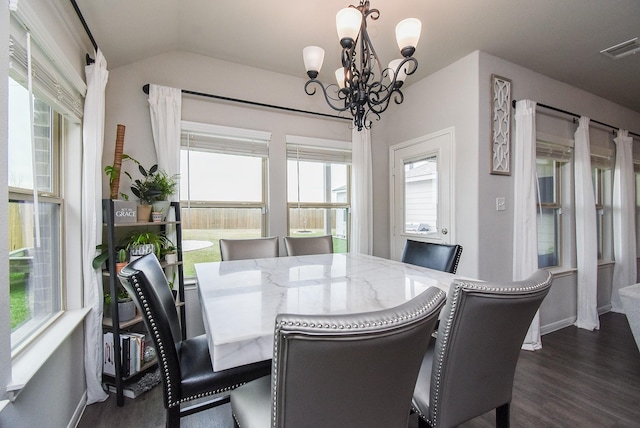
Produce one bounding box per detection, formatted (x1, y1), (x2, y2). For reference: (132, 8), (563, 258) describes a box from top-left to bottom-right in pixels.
(111, 200), (137, 224)
(490, 75), (512, 175)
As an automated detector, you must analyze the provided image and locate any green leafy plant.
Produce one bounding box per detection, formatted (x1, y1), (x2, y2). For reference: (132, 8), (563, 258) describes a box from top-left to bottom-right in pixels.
(130, 163), (178, 204)
(104, 154), (140, 200)
(125, 230), (172, 258)
(104, 287), (131, 306)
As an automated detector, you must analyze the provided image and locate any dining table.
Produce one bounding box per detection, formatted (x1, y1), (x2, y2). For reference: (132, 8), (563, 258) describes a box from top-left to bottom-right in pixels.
(195, 252), (459, 371)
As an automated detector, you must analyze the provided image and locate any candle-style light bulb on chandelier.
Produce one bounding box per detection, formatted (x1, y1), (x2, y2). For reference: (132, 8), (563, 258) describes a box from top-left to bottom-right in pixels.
(303, 0), (421, 131)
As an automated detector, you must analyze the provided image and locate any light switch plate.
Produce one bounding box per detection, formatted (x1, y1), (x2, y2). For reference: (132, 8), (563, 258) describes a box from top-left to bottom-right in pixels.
(496, 197), (506, 211)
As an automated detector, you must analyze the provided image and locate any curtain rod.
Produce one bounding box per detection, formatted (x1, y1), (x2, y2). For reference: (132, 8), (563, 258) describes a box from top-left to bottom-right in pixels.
(512, 99), (640, 139)
(69, 0), (97, 65)
(142, 84), (351, 122)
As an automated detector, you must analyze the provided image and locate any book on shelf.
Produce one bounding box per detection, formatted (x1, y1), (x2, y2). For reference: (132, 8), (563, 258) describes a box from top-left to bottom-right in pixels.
(120, 335), (130, 377)
(103, 331), (147, 378)
(103, 332), (115, 376)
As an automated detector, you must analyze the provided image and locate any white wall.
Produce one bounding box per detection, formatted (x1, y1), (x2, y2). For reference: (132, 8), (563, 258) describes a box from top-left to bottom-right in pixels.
(377, 52), (481, 276)
(380, 49), (640, 332)
(104, 51), (351, 241)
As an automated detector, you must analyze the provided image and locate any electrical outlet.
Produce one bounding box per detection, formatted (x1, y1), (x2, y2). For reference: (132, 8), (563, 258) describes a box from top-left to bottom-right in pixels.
(496, 197), (506, 211)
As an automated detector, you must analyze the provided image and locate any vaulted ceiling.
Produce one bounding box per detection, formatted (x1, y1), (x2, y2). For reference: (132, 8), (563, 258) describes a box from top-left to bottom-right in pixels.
(75, 0), (640, 113)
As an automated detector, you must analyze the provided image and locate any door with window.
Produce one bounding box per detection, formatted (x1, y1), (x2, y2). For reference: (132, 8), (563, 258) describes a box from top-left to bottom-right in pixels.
(390, 128), (454, 260)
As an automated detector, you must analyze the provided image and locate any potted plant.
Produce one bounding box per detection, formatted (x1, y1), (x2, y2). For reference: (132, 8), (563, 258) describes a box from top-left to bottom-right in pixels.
(104, 286), (136, 322)
(162, 243), (178, 265)
(125, 230), (171, 261)
(92, 245), (126, 271)
(130, 163), (178, 222)
(115, 248), (128, 274)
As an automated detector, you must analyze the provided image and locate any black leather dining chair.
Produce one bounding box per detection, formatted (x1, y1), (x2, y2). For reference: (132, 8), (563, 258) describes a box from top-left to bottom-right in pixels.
(401, 239), (463, 274)
(412, 269), (553, 428)
(117, 254), (271, 428)
(282, 234), (333, 256)
(230, 286), (446, 428)
(219, 237), (279, 261)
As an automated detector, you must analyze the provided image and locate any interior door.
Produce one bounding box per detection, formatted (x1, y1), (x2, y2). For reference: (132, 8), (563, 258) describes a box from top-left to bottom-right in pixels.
(390, 128), (454, 260)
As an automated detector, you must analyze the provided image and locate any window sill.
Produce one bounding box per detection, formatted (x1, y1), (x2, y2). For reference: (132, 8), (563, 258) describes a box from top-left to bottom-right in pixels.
(545, 261), (614, 279)
(6, 308), (89, 401)
(545, 266), (577, 278)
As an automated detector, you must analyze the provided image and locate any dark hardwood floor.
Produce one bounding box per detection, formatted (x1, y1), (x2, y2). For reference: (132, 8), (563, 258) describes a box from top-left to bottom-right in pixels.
(78, 312), (640, 428)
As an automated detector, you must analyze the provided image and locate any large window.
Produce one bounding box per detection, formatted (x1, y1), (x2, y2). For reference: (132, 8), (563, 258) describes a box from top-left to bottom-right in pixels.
(591, 146), (613, 261)
(286, 137), (351, 253)
(8, 77), (63, 351)
(536, 158), (562, 268)
(536, 138), (573, 269)
(180, 122), (270, 274)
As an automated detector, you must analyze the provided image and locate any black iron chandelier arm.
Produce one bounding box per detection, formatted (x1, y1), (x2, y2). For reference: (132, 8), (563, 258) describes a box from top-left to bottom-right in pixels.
(360, 55), (417, 112)
(304, 79), (352, 113)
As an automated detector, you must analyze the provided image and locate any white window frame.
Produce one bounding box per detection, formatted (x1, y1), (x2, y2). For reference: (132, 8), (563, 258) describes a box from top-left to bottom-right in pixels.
(286, 135), (351, 252)
(5, 2), (87, 395)
(591, 145), (614, 262)
(536, 133), (574, 269)
(179, 121), (271, 270)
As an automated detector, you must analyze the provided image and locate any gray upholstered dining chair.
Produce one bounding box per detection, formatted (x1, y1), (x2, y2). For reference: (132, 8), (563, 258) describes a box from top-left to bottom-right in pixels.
(230, 287), (447, 428)
(412, 269), (553, 428)
(118, 254), (271, 428)
(401, 239), (463, 274)
(282, 234), (333, 256)
(219, 236), (279, 261)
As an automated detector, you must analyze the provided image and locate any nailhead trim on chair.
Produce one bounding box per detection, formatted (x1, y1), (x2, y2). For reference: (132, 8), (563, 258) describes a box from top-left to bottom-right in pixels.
(130, 275), (251, 409)
(415, 274), (552, 427)
(270, 290), (445, 428)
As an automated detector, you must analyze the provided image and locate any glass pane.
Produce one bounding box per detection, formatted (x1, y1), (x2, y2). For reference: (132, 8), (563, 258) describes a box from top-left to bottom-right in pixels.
(180, 149), (263, 202)
(288, 207), (348, 253)
(287, 161), (347, 203)
(180, 207), (263, 275)
(403, 156), (438, 236)
(8, 78), (53, 192)
(10, 201), (62, 347)
(537, 207), (559, 268)
(536, 159), (557, 204)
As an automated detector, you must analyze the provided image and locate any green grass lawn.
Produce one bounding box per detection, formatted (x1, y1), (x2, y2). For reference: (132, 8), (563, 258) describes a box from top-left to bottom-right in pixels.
(10, 272), (30, 330)
(181, 229), (347, 277)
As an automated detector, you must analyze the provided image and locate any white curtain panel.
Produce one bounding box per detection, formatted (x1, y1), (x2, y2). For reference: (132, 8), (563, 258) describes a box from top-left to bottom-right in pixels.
(148, 84), (182, 202)
(350, 128), (373, 254)
(513, 100), (543, 350)
(82, 49), (109, 404)
(574, 117), (599, 330)
(611, 129), (637, 312)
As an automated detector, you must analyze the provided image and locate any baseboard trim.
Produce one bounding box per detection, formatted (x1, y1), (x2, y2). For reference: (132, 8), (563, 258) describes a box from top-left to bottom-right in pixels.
(541, 316), (576, 335)
(68, 390), (87, 428)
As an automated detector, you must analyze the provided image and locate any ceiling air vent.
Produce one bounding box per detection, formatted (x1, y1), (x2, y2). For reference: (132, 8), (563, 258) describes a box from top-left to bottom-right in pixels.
(600, 37), (640, 60)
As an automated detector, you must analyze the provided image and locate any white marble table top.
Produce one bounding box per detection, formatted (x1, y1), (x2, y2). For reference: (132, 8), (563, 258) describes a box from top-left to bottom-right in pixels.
(195, 253), (458, 371)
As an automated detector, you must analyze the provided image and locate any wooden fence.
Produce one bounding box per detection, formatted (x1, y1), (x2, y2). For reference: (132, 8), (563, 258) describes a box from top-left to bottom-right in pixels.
(180, 207), (336, 230)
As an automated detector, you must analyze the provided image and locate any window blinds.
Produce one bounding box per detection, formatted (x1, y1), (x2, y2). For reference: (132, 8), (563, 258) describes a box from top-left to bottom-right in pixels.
(536, 140), (573, 162)
(181, 121), (270, 157)
(286, 135), (352, 164)
(536, 135), (613, 169)
(590, 145), (614, 170)
(9, 16), (84, 121)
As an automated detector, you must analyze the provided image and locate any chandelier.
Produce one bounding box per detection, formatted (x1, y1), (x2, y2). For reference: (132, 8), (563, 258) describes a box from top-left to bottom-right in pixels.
(303, 0), (421, 131)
